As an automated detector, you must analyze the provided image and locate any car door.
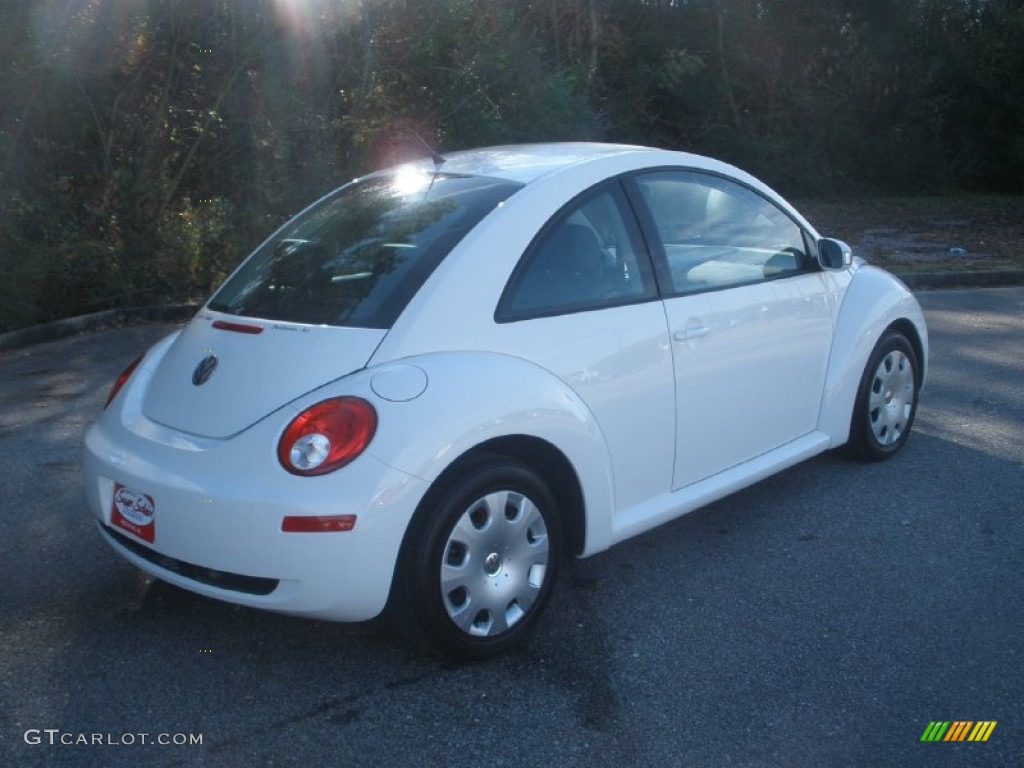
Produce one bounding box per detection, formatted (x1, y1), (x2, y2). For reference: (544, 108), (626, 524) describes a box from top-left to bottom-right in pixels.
(493, 181), (677, 513)
(628, 170), (835, 490)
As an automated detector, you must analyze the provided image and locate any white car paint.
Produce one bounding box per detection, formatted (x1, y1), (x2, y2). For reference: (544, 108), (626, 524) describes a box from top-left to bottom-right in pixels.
(82, 143), (928, 631)
(143, 320), (386, 438)
(663, 273), (836, 489)
(817, 262), (927, 446)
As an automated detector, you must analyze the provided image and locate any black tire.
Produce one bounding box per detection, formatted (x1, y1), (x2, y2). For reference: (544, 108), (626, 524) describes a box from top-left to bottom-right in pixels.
(847, 330), (920, 462)
(390, 455), (562, 659)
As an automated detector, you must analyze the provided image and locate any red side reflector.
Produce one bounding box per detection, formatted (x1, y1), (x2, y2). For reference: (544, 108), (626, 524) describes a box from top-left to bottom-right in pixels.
(212, 320), (264, 335)
(281, 515), (357, 533)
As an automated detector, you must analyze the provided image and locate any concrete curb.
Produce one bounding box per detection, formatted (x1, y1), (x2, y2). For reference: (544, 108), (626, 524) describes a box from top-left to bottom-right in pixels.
(1, 268), (1022, 352)
(0, 304), (199, 352)
(895, 269), (1024, 290)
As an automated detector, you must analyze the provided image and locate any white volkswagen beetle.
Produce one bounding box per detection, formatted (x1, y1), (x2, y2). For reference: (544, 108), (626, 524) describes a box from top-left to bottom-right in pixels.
(83, 143), (927, 657)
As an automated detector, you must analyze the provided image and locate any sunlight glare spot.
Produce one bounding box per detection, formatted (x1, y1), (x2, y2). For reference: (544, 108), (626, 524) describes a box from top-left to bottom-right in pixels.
(392, 166), (431, 196)
(271, 0), (361, 35)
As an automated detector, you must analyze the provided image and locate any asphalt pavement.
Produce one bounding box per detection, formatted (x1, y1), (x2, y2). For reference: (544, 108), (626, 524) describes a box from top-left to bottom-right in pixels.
(0, 287), (1021, 767)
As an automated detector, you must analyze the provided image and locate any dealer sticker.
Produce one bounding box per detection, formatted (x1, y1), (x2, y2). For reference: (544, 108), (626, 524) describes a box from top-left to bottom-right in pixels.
(111, 483), (156, 543)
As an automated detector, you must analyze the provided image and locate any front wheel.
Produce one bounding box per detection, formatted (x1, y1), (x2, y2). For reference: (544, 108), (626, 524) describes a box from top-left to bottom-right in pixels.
(848, 330), (920, 462)
(391, 456), (561, 659)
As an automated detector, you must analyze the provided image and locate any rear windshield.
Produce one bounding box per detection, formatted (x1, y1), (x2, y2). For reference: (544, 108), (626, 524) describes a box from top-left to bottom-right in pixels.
(208, 172), (522, 328)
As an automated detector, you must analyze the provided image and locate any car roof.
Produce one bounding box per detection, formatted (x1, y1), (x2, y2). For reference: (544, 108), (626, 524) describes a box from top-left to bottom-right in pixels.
(369, 141), (816, 238)
(393, 142), (656, 185)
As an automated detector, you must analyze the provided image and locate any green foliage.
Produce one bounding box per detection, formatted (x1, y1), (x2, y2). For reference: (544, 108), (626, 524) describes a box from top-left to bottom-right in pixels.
(0, 0), (1021, 332)
(155, 197), (238, 300)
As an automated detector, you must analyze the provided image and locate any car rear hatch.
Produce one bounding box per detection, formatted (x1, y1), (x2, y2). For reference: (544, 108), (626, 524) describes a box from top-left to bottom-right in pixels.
(139, 171), (525, 439)
(141, 313), (385, 439)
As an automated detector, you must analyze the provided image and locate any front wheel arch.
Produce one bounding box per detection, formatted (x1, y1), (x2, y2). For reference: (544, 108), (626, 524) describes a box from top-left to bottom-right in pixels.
(846, 328), (921, 462)
(887, 318), (927, 388)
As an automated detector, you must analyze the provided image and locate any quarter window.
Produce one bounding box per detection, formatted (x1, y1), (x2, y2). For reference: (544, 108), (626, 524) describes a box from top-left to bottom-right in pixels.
(633, 171), (812, 295)
(498, 184), (657, 320)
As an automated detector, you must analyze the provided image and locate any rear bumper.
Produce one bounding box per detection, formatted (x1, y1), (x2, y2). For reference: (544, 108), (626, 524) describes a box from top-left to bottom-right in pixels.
(82, 402), (428, 622)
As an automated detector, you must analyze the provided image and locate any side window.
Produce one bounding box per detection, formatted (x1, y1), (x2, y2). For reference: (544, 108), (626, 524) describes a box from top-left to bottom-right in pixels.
(632, 171), (812, 295)
(498, 184), (657, 321)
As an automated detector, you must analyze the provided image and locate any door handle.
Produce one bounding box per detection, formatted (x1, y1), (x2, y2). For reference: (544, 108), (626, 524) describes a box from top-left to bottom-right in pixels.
(673, 325), (710, 341)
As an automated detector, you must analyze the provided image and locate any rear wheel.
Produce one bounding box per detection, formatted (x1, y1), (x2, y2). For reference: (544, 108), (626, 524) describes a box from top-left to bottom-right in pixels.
(848, 330), (920, 461)
(392, 456), (561, 659)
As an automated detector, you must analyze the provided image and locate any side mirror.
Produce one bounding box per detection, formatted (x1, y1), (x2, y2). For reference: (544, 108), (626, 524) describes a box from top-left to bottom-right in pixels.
(818, 238), (852, 270)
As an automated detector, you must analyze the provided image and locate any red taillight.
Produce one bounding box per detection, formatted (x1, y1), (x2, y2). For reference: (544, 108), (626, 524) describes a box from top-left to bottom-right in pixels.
(104, 354), (144, 409)
(277, 396), (377, 476)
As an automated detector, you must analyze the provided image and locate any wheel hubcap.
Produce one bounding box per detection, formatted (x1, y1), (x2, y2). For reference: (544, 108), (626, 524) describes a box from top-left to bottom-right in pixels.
(440, 490), (550, 638)
(868, 350), (915, 446)
(483, 552), (502, 576)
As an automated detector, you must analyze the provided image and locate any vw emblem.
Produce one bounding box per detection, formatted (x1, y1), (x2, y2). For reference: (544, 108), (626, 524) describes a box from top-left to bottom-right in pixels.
(192, 354), (219, 386)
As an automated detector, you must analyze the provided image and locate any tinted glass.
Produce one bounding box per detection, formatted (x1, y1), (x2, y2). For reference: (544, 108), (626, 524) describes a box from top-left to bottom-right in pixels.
(209, 173), (522, 328)
(499, 184), (656, 320)
(634, 171), (811, 295)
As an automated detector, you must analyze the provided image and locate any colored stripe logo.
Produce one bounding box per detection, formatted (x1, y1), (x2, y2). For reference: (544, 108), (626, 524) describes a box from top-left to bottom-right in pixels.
(921, 721), (997, 742)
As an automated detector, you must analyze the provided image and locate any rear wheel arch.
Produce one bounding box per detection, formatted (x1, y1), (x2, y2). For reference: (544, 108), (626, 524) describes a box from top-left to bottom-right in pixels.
(387, 445), (571, 657)
(474, 436), (586, 557)
(402, 435), (586, 559)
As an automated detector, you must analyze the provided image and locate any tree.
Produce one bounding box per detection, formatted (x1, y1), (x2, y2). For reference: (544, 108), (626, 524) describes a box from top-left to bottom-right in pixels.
(0, 0), (1020, 332)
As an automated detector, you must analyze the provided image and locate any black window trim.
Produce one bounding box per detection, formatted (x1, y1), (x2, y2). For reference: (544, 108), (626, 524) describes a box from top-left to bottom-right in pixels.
(494, 177), (661, 324)
(621, 167), (822, 300)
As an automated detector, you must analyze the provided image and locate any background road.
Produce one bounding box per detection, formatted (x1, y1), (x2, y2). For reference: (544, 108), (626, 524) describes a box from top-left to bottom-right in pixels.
(1, 287), (1021, 767)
